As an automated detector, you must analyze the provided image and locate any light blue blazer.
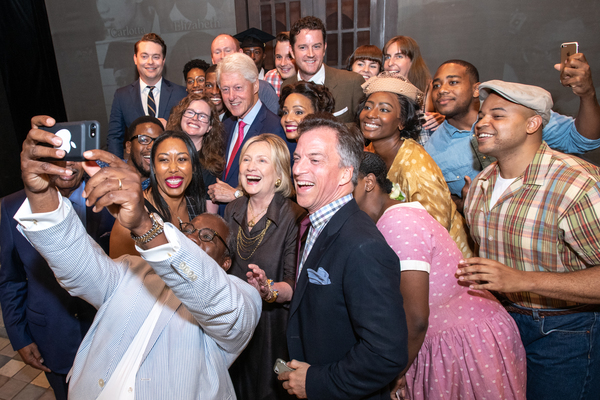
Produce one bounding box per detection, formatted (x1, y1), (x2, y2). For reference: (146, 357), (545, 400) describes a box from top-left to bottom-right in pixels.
(21, 202), (261, 400)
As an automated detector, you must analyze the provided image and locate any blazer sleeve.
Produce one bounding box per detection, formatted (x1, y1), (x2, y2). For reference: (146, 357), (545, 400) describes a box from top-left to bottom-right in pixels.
(107, 89), (126, 158)
(21, 203), (128, 310)
(258, 80), (281, 115)
(0, 198), (33, 351)
(144, 226), (262, 355)
(305, 238), (408, 400)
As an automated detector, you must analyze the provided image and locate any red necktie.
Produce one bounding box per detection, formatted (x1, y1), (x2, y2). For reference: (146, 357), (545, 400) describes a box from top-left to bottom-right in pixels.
(225, 121), (246, 178)
(295, 215), (312, 284)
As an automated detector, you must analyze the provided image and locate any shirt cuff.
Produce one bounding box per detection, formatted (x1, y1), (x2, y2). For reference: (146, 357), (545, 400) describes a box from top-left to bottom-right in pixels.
(14, 191), (69, 231)
(136, 222), (181, 262)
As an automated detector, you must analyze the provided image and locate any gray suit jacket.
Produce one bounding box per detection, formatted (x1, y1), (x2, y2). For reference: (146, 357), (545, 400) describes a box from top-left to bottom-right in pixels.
(282, 65), (365, 123)
(20, 201), (261, 400)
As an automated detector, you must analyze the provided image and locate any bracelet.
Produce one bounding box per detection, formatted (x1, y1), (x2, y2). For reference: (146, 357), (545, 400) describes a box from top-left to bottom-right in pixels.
(264, 279), (279, 303)
(130, 213), (164, 245)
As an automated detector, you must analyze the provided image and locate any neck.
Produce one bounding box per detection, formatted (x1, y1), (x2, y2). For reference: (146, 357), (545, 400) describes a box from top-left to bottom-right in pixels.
(142, 76), (161, 87)
(446, 101), (479, 131)
(362, 190), (401, 223)
(495, 141), (541, 179)
(149, 188), (188, 225)
(192, 136), (203, 151)
(248, 191), (275, 212)
(59, 186), (78, 199)
(299, 64), (321, 81)
(371, 136), (404, 171)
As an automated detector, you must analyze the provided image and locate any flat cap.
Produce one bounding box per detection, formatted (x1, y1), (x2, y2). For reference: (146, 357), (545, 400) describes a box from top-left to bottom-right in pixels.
(479, 80), (553, 127)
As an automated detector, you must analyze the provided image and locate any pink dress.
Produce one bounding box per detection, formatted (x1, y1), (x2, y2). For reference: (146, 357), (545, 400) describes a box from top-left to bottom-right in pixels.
(377, 203), (526, 399)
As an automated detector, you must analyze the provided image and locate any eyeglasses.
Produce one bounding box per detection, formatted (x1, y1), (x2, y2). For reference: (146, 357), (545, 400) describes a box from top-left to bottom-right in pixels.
(130, 134), (158, 145)
(186, 77), (206, 85)
(183, 109), (210, 123)
(179, 222), (231, 255)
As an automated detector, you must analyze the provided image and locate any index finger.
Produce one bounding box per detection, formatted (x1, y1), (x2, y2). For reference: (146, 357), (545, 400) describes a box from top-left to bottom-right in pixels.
(31, 115), (55, 129)
(82, 149), (129, 177)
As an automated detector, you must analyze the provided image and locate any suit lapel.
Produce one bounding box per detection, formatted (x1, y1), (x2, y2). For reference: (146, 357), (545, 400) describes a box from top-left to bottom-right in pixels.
(157, 79), (172, 117)
(288, 200), (358, 318)
(323, 65), (338, 91)
(131, 79), (145, 116)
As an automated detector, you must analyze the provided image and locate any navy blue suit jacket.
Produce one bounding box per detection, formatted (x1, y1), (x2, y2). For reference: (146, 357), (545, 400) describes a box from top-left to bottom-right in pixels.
(0, 190), (114, 373)
(219, 104), (293, 215)
(107, 78), (187, 157)
(287, 200), (408, 400)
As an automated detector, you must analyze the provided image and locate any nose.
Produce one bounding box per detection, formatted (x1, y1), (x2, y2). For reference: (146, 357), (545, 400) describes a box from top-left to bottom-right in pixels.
(168, 158), (179, 172)
(475, 115), (489, 131)
(438, 81), (450, 94)
(307, 47), (314, 58)
(366, 106), (377, 119)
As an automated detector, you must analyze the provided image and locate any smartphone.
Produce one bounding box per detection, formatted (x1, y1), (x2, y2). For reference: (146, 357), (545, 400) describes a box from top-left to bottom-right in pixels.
(560, 42), (579, 65)
(273, 358), (295, 375)
(40, 120), (100, 161)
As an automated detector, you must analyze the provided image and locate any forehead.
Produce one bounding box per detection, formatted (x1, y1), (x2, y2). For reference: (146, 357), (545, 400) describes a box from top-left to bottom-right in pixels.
(156, 137), (188, 153)
(212, 35), (236, 50)
(384, 42), (403, 55)
(219, 71), (249, 85)
(205, 71), (217, 81)
(245, 140), (271, 156)
(134, 122), (162, 137)
(296, 29), (324, 44)
(285, 93), (313, 108)
(188, 100), (210, 111)
(275, 41), (291, 54)
(243, 46), (264, 53)
(137, 41), (163, 55)
(298, 127), (339, 154)
(191, 214), (228, 235)
(434, 63), (468, 80)
(367, 91), (399, 106)
(187, 68), (205, 77)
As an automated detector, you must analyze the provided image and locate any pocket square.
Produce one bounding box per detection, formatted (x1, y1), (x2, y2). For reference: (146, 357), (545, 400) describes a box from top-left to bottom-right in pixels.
(307, 267), (331, 285)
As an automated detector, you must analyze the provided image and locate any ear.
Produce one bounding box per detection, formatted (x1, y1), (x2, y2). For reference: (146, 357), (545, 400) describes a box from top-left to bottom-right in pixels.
(364, 173), (377, 192)
(133, 53), (138, 65)
(253, 79), (260, 95)
(339, 166), (353, 186)
(323, 41), (327, 54)
(473, 82), (480, 99)
(525, 115), (543, 135)
(124, 140), (132, 159)
(221, 257), (232, 272)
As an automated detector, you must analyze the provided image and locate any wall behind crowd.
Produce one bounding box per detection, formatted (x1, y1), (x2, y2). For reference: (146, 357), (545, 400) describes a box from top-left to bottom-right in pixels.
(1, 0), (599, 197)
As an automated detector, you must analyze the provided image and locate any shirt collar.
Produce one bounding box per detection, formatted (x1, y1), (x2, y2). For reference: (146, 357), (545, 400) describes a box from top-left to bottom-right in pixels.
(140, 78), (162, 92)
(440, 119), (472, 137)
(297, 63), (325, 85)
(239, 99), (262, 126)
(309, 194), (352, 228)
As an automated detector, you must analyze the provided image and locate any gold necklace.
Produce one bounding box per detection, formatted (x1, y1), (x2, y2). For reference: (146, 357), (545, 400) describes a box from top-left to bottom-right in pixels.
(247, 201), (269, 228)
(237, 220), (272, 260)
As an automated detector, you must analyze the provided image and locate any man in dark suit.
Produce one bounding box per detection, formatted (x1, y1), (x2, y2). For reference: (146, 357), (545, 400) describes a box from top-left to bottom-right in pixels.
(279, 113), (408, 399)
(282, 17), (365, 123)
(106, 33), (187, 158)
(0, 154), (114, 400)
(207, 52), (290, 215)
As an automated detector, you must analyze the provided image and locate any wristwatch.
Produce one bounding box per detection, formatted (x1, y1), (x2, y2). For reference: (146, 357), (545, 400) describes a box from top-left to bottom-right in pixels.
(130, 212), (164, 245)
(234, 189), (243, 199)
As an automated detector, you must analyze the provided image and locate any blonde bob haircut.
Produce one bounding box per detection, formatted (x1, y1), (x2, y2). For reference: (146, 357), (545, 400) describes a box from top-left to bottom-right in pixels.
(216, 52), (258, 85)
(238, 133), (294, 198)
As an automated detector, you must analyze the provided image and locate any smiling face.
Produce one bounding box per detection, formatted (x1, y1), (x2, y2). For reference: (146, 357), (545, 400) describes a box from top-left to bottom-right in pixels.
(153, 138), (193, 199)
(219, 72), (259, 118)
(211, 35), (240, 64)
(126, 122), (163, 178)
(475, 93), (538, 160)
(293, 127), (352, 214)
(243, 46), (266, 71)
(186, 68), (205, 95)
(181, 100), (212, 149)
(134, 41), (165, 86)
(383, 42), (412, 78)
(281, 93), (315, 140)
(50, 161), (85, 197)
(274, 41), (296, 79)
(239, 141), (278, 198)
(352, 59), (380, 81)
(359, 92), (403, 142)
(292, 29), (326, 81)
(186, 214), (231, 271)
(432, 63), (479, 120)
(204, 71), (224, 114)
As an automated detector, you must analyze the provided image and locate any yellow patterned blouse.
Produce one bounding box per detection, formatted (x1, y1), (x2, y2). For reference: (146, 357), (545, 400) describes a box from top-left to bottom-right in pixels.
(368, 138), (473, 258)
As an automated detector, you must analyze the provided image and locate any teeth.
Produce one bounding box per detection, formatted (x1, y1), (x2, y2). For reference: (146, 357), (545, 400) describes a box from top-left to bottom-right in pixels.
(167, 178), (182, 184)
(296, 181), (314, 187)
(143, 155), (150, 159)
(364, 123), (378, 128)
(246, 176), (261, 182)
(478, 133), (493, 138)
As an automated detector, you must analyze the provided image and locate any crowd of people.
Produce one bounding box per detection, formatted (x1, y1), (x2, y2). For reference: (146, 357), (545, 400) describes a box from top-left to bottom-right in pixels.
(1, 13), (600, 400)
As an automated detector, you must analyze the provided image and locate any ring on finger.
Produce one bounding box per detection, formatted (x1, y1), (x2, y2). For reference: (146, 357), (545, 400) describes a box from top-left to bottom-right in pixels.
(118, 178), (122, 190)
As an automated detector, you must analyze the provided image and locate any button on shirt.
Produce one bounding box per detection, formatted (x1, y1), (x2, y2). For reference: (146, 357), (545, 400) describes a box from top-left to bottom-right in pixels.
(424, 111), (600, 197)
(140, 79), (162, 117)
(297, 194), (352, 280)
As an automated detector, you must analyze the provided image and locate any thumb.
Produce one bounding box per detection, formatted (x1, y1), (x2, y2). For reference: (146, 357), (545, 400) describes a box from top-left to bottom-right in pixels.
(554, 63), (561, 72)
(288, 359), (301, 369)
(216, 178), (223, 183)
(464, 175), (472, 185)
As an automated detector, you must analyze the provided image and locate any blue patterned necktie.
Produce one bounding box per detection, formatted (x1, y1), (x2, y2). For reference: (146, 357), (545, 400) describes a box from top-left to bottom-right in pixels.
(147, 86), (156, 117)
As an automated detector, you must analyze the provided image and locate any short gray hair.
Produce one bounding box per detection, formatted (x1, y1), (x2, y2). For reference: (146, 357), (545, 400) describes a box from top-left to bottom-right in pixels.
(297, 112), (364, 186)
(216, 53), (258, 85)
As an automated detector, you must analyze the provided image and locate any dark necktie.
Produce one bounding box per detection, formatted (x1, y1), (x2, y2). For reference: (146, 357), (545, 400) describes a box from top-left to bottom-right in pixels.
(147, 86), (156, 117)
(295, 215), (312, 284)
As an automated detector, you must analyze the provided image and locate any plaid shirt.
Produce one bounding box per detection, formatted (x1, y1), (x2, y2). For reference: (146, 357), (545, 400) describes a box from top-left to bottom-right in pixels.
(464, 142), (600, 309)
(297, 194), (352, 280)
(264, 69), (283, 97)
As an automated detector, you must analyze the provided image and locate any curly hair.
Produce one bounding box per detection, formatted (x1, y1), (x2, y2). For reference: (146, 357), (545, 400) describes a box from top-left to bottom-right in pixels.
(358, 151), (393, 194)
(182, 59), (210, 81)
(166, 94), (225, 176)
(290, 16), (326, 48)
(148, 131), (206, 222)
(279, 81), (335, 114)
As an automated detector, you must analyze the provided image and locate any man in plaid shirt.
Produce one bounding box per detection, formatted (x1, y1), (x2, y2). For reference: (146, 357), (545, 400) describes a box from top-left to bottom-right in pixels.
(264, 32), (296, 96)
(458, 80), (600, 400)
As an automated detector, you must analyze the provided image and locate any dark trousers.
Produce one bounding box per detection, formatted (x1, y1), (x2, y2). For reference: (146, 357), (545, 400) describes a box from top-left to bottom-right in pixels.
(45, 371), (69, 400)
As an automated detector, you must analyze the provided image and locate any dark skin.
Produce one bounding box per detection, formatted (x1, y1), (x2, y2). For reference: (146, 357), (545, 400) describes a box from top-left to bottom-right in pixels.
(353, 173), (429, 400)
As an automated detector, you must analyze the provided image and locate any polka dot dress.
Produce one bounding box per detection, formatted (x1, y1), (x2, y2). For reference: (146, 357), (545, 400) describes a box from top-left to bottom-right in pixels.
(378, 203), (526, 400)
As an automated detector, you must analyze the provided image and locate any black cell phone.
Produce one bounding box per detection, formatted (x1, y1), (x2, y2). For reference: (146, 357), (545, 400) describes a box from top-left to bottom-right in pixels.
(40, 121), (100, 161)
(560, 42), (579, 65)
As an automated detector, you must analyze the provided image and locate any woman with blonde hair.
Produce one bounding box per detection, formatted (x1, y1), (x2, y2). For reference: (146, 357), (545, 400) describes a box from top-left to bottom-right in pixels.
(224, 133), (306, 400)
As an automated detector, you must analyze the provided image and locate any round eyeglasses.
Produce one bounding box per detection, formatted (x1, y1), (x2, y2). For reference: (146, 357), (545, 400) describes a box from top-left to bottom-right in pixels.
(179, 222), (231, 255)
(183, 109), (210, 123)
(130, 134), (158, 146)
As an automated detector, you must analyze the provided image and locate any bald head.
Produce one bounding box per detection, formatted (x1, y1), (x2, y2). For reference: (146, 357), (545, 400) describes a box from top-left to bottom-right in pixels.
(184, 213), (232, 271)
(211, 34), (241, 64)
